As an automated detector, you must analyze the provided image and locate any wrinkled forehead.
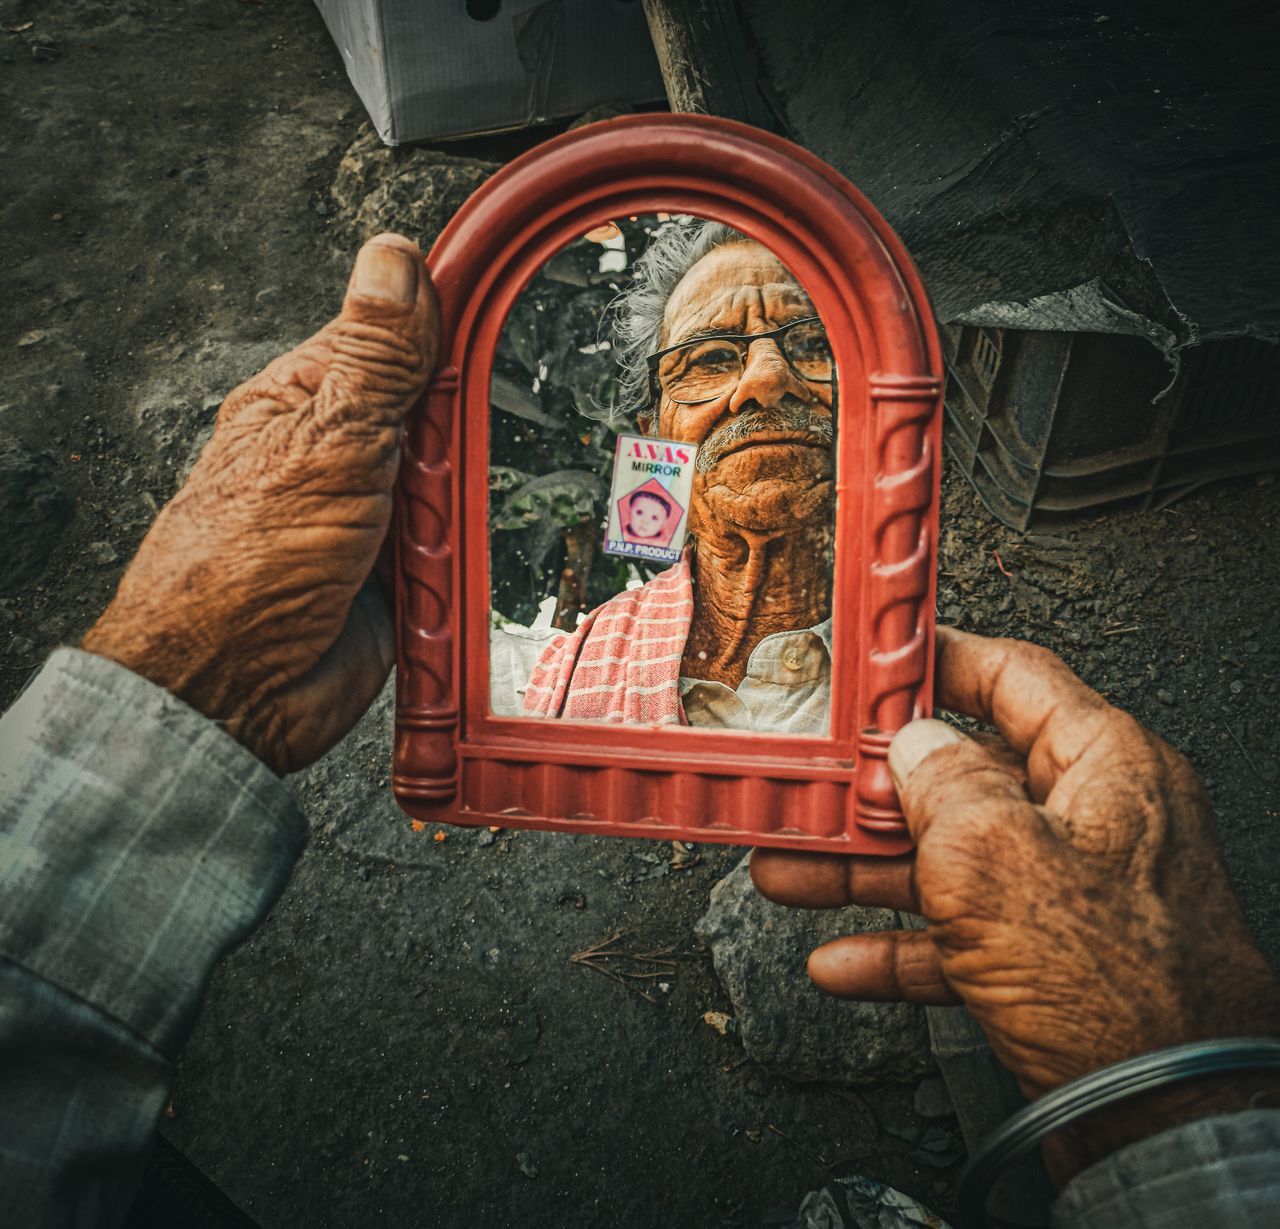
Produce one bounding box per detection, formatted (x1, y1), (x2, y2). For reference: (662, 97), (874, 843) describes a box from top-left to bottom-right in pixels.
(661, 241), (813, 345)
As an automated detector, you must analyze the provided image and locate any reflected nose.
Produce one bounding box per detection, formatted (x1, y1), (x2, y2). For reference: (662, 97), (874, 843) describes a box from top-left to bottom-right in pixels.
(728, 338), (814, 416)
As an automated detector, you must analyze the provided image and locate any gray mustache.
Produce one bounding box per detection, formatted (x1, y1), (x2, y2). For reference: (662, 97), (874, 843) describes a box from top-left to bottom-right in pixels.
(695, 406), (834, 473)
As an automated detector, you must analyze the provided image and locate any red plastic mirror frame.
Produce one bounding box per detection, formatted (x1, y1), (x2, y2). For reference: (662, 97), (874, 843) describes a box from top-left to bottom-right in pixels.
(393, 114), (942, 856)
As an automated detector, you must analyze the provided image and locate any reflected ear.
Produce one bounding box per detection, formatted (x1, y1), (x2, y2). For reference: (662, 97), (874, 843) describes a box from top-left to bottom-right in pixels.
(636, 411), (654, 436)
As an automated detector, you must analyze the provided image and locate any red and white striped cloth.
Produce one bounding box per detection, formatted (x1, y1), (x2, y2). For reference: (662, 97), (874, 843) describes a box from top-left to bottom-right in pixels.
(520, 559), (694, 724)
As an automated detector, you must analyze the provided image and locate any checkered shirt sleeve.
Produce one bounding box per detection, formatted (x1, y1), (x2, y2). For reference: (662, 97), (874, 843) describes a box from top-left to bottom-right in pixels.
(0, 649), (306, 1226)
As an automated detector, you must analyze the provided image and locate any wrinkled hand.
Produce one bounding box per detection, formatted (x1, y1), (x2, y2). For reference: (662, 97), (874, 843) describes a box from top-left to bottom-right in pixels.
(752, 627), (1280, 1178)
(84, 234), (438, 775)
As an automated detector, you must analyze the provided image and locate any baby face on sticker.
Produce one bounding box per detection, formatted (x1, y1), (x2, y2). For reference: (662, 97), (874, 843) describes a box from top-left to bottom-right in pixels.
(625, 491), (671, 540)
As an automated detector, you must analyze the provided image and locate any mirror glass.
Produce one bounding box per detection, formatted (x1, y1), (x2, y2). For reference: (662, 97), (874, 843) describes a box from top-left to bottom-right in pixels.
(487, 214), (838, 734)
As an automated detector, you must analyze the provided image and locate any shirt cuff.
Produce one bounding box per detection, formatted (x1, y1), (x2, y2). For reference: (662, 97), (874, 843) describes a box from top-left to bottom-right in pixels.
(0, 648), (307, 1058)
(1052, 1108), (1280, 1226)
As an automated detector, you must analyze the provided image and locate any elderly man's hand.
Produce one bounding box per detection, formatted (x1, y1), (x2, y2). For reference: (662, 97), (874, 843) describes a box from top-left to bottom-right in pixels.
(83, 233), (438, 775)
(752, 627), (1280, 1179)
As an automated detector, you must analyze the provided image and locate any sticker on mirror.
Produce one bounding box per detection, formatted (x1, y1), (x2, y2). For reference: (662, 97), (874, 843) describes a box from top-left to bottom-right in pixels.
(604, 433), (698, 564)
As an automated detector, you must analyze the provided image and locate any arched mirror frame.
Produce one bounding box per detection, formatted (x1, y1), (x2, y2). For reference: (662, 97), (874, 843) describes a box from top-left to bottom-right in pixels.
(394, 114), (942, 855)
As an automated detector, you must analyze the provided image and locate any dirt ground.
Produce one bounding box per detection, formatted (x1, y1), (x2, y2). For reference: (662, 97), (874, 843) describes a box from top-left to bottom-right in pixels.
(2, 3), (1277, 1227)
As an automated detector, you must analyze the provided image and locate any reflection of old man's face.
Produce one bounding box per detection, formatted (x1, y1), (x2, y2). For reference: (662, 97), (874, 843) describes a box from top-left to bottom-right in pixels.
(655, 242), (834, 539)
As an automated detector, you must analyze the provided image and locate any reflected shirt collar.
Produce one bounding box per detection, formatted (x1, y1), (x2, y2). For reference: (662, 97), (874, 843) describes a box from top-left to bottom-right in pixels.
(678, 617), (834, 735)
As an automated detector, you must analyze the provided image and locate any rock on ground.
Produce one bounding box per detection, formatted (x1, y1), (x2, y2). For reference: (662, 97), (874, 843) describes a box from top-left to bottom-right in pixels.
(696, 856), (932, 1084)
(293, 674), (442, 868)
(329, 125), (498, 250)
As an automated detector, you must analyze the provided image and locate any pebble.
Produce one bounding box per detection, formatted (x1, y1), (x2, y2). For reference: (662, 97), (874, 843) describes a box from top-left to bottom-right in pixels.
(913, 1075), (955, 1120)
(17, 330), (47, 348)
(1156, 688), (1175, 705)
(1230, 680), (1245, 695)
(695, 858), (930, 1083)
(87, 540), (118, 566)
(9, 636), (35, 657)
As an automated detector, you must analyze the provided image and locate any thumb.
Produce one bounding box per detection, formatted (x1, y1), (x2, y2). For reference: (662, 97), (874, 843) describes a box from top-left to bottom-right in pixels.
(889, 717), (1046, 850)
(887, 718), (969, 797)
(320, 232), (439, 429)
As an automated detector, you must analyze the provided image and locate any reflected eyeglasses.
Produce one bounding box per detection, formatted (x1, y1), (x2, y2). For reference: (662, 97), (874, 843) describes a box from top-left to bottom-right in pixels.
(645, 316), (834, 407)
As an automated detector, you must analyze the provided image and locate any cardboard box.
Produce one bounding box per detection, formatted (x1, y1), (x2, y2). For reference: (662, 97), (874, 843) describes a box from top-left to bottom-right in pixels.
(315, 0), (667, 145)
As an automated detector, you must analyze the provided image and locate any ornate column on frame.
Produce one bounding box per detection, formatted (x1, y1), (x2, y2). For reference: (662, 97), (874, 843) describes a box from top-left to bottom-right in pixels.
(856, 371), (942, 833)
(394, 366), (460, 803)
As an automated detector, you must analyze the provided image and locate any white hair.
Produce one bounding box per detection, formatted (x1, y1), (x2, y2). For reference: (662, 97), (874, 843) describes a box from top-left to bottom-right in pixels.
(610, 219), (752, 425)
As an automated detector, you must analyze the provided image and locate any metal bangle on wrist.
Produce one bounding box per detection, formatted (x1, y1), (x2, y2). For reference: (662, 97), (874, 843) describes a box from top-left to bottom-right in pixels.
(955, 1036), (1280, 1229)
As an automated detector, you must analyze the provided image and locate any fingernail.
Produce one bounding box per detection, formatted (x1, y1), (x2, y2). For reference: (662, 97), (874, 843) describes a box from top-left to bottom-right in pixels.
(352, 240), (418, 304)
(888, 719), (965, 794)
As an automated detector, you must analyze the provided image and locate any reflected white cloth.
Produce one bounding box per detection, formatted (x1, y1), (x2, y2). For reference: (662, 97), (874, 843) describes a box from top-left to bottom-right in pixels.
(489, 617), (832, 733)
(489, 622), (563, 717)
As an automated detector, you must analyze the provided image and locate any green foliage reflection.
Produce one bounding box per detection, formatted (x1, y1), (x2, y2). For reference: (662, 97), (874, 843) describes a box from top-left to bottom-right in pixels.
(489, 217), (663, 629)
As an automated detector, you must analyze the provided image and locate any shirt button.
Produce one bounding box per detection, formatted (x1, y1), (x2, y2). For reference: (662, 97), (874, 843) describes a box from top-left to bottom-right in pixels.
(783, 650), (804, 671)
